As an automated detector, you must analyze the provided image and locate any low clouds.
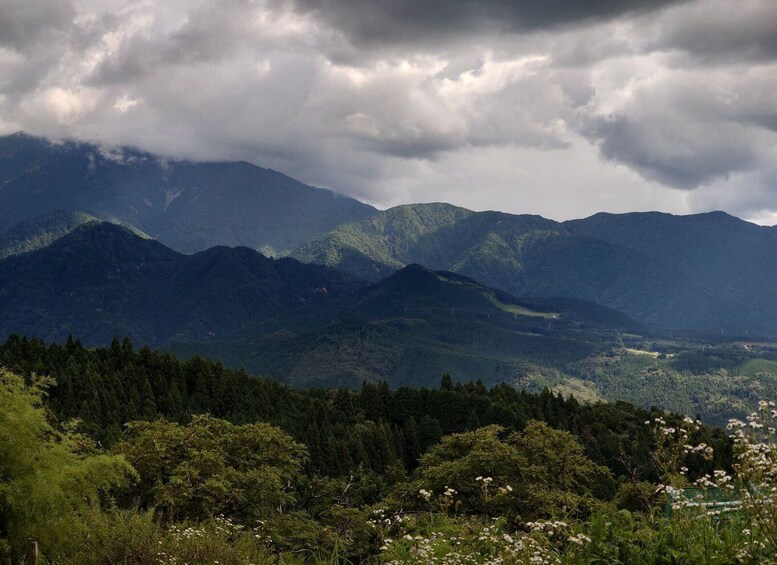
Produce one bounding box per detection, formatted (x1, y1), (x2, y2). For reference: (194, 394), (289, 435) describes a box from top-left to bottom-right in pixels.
(589, 114), (759, 188)
(573, 20), (777, 197)
(291, 0), (685, 47)
(647, 0), (777, 64)
(1, 0), (777, 222)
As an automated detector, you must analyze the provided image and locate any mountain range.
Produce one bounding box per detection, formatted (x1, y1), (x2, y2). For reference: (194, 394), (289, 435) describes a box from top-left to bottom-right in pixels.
(4, 131), (777, 337)
(0, 132), (376, 255)
(5, 132), (777, 417)
(4, 219), (777, 423)
(0, 222), (363, 346)
(172, 261), (637, 389)
(0, 221), (634, 389)
(292, 203), (777, 336)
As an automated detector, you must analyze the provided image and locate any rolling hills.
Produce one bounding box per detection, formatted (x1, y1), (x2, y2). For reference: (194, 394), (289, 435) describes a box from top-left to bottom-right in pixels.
(3, 218), (777, 423)
(170, 263), (638, 389)
(0, 132), (377, 254)
(0, 222), (364, 346)
(292, 203), (777, 336)
(0, 221), (636, 390)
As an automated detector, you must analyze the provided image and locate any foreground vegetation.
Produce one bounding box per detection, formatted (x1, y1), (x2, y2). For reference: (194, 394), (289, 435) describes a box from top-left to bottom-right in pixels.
(566, 338), (777, 427)
(3, 336), (777, 563)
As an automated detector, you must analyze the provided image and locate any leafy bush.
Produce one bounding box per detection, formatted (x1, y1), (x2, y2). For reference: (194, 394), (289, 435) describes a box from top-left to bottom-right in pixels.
(0, 370), (133, 559)
(112, 415), (307, 523)
(414, 422), (611, 519)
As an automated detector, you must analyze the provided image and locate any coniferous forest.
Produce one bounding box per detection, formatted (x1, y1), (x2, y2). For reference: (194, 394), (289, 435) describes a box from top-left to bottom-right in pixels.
(8, 334), (777, 563)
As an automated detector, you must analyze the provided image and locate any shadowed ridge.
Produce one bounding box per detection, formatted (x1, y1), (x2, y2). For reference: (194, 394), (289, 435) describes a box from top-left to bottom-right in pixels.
(0, 132), (378, 254)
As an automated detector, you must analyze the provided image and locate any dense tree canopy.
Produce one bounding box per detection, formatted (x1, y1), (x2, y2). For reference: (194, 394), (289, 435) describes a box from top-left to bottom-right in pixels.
(0, 335), (731, 482)
(114, 416), (306, 522)
(417, 422), (612, 518)
(0, 337), (756, 564)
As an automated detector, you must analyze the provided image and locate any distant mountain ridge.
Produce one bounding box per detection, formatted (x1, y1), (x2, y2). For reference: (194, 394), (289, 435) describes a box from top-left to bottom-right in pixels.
(292, 203), (777, 336)
(6, 131), (777, 337)
(0, 209), (153, 259)
(0, 222), (364, 346)
(172, 262), (638, 389)
(0, 221), (636, 390)
(0, 132), (377, 254)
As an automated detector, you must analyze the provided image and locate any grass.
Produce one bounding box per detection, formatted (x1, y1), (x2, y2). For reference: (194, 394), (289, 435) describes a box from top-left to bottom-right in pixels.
(485, 292), (559, 319)
(624, 347), (661, 358)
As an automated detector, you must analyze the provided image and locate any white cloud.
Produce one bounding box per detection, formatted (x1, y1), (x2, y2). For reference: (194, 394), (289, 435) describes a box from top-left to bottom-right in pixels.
(113, 94), (142, 112)
(20, 86), (100, 126)
(1, 0), (777, 221)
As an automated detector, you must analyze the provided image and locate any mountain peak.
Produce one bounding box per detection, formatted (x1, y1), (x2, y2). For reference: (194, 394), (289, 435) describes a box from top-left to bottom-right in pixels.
(45, 221), (178, 264)
(0, 133), (377, 254)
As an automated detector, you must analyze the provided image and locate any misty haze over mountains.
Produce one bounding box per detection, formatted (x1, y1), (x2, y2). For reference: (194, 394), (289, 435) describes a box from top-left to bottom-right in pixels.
(3, 132), (776, 340)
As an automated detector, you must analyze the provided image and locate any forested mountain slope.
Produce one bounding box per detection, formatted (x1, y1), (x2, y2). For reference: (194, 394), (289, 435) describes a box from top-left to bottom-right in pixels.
(0, 222), (363, 346)
(1, 334), (722, 479)
(172, 264), (638, 389)
(0, 209), (153, 259)
(293, 203), (777, 336)
(0, 219), (635, 389)
(0, 336), (742, 565)
(0, 132), (377, 254)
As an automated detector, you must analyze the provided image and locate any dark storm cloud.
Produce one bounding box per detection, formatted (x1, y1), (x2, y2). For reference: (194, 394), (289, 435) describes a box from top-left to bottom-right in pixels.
(647, 1), (777, 64)
(291, 0), (686, 46)
(589, 115), (759, 188)
(2, 0), (777, 222)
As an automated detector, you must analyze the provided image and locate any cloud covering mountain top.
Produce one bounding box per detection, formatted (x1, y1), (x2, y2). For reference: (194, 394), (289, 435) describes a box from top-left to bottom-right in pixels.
(2, 0), (777, 223)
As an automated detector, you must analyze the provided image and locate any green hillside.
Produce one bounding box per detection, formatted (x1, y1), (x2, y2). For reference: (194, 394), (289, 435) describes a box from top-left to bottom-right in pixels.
(3, 221), (777, 424)
(0, 210), (99, 258)
(292, 203), (777, 336)
(170, 264), (639, 390)
(170, 263), (777, 426)
(0, 210), (153, 259)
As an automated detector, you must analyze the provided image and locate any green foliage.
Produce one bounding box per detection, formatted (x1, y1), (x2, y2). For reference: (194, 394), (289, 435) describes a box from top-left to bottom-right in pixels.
(113, 416), (307, 522)
(5, 335), (716, 483)
(416, 422), (612, 519)
(0, 210), (100, 259)
(572, 345), (777, 426)
(0, 369), (133, 558)
(0, 340), (771, 564)
(293, 203), (475, 280)
(52, 508), (277, 565)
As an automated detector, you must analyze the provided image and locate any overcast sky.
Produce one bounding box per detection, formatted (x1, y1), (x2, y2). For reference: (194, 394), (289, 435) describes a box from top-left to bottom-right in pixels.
(2, 0), (777, 223)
